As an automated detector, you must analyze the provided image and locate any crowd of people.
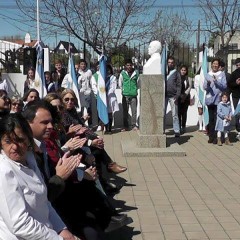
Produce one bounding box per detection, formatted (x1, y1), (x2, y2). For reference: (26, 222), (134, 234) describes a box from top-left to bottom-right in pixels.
(0, 54), (240, 239)
(165, 55), (240, 146)
(0, 58), (140, 239)
(194, 57), (240, 146)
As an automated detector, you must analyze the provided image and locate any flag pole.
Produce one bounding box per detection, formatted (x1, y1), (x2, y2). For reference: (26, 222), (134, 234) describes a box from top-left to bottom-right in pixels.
(101, 40), (105, 135)
(68, 31), (71, 57)
(37, 0), (40, 42)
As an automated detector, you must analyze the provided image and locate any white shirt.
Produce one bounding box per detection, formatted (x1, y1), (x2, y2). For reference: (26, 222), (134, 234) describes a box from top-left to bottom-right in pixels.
(78, 69), (92, 96)
(0, 78), (9, 94)
(0, 151), (65, 240)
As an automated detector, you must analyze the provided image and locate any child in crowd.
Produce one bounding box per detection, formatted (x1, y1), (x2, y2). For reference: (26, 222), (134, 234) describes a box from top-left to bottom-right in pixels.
(78, 59), (93, 126)
(23, 67), (36, 94)
(215, 92), (232, 146)
(51, 60), (66, 91)
(44, 71), (56, 93)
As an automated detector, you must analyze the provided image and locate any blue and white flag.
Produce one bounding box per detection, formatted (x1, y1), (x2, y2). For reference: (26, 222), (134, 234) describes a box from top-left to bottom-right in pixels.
(35, 41), (47, 98)
(233, 99), (240, 116)
(161, 42), (168, 79)
(68, 55), (81, 108)
(198, 47), (209, 125)
(97, 55), (109, 124)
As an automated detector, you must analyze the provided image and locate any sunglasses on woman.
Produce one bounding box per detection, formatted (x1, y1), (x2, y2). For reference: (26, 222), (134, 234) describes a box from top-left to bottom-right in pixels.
(63, 98), (75, 102)
(12, 102), (23, 107)
(0, 95), (8, 101)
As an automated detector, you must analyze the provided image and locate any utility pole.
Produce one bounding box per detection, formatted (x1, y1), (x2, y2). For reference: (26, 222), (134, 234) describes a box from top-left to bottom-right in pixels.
(196, 20), (200, 71)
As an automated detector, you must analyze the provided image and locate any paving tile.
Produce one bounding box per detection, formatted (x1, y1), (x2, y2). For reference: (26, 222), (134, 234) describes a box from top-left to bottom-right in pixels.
(181, 223), (203, 232)
(142, 232), (164, 240)
(161, 224), (183, 232)
(177, 216), (199, 224)
(204, 230), (229, 238)
(220, 222), (240, 230)
(163, 231), (187, 240)
(184, 231), (209, 239)
(201, 223), (224, 231)
(216, 216), (238, 223)
(105, 130), (240, 239)
(141, 224), (162, 233)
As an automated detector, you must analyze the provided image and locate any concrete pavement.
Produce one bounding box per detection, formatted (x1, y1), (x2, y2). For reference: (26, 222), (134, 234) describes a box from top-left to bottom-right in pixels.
(103, 127), (240, 240)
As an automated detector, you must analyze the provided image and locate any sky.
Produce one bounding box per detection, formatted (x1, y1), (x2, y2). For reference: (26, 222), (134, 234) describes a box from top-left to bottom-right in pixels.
(0, 0), (203, 48)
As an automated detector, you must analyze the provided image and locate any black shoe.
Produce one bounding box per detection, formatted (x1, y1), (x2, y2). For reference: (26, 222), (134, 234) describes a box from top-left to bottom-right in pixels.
(104, 130), (112, 135)
(104, 214), (133, 233)
(101, 180), (122, 195)
(181, 127), (186, 134)
(175, 132), (180, 137)
(208, 138), (213, 143)
(212, 138), (217, 144)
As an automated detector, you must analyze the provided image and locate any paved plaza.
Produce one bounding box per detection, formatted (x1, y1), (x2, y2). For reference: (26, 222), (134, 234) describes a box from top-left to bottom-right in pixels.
(103, 127), (240, 240)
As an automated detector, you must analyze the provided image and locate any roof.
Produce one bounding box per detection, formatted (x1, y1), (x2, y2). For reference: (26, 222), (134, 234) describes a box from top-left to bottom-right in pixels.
(54, 41), (79, 54)
(5, 39), (38, 48)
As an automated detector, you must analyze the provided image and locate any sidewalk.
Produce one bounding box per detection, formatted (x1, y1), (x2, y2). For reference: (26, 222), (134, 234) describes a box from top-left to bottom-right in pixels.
(103, 127), (240, 240)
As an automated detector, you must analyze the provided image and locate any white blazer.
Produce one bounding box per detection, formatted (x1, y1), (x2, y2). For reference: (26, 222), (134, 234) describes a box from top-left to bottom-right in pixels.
(0, 151), (65, 240)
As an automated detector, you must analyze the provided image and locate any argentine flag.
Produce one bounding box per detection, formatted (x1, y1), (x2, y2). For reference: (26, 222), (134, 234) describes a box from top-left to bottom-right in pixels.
(161, 42), (168, 78)
(68, 55), (81, 108)
(35, 41), (47, 98)
(233, 99), (240, 116)
(198, 47), (209, 125)
(97, 55), (109, 124)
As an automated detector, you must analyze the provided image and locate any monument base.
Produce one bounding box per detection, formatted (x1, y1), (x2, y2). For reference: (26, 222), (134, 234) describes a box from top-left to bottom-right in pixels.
(137, 132), (166, 148)
(121, 136), (186, 157)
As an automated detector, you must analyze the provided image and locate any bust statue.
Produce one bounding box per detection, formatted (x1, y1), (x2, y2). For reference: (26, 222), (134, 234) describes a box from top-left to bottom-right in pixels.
(143, 40), (162, 75)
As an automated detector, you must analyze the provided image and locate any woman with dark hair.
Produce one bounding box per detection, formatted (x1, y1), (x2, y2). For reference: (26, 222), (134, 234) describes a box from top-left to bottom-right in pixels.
(0, 89), (10, 119)
(23, 67), (36, 94)
(178, 65), (192, 134)
(0, 113), (77, 239)
(203, 58), (227, 144)
(22, 88), (40, 106)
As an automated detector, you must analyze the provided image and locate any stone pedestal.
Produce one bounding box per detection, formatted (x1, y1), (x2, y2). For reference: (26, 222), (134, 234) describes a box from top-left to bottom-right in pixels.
(121, 74), (186, 157)
(138, 74), (166, 148)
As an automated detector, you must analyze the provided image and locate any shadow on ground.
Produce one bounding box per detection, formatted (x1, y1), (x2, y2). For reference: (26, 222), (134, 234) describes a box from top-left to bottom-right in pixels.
(102, 174), (140, 239)
(166, 125), (198, 146)
(105, 226), (141, 240)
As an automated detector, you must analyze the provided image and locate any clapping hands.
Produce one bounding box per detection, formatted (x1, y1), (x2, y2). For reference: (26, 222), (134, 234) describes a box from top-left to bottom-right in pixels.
(64, 137), (87, 151)
(56, 152), (82, 180)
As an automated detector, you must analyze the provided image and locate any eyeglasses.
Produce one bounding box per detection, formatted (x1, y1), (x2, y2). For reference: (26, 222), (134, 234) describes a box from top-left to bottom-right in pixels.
(0, 95), (7, 101)
(63, 98), (75, 102)
(12, 102), (23, 107)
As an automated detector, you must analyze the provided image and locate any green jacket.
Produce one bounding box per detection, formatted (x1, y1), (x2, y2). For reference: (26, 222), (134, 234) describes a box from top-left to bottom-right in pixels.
(120, 70), (139, 97)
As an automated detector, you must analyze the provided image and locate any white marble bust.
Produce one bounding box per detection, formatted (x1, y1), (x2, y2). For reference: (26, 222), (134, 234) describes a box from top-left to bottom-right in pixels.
(143, 40), (162, 75)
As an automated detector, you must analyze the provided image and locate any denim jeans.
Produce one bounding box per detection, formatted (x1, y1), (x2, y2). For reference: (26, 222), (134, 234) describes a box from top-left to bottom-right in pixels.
(165, 97), (180, 133)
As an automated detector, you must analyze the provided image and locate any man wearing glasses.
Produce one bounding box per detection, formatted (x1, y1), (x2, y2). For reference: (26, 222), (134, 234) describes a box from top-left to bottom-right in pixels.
(228, 58), (240, 140)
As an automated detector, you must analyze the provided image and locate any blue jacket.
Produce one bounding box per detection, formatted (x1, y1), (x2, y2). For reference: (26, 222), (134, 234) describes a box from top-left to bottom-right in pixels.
(215, 101), (232, 132)
(203, 71), (227, 105)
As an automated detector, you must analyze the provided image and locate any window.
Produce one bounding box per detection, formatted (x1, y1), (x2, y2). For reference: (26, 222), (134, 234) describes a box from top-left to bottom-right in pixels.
(228, 43), (238, 50)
